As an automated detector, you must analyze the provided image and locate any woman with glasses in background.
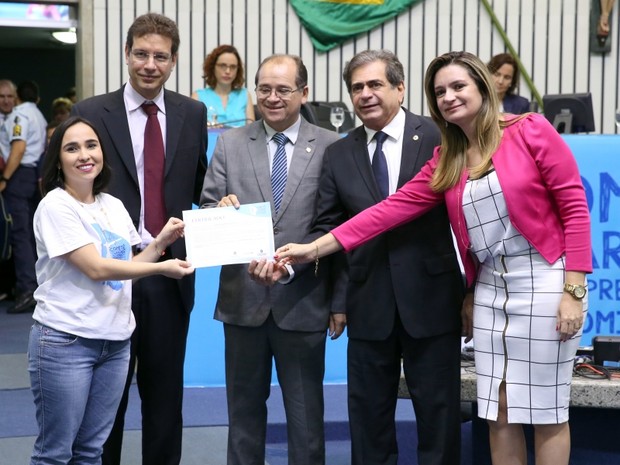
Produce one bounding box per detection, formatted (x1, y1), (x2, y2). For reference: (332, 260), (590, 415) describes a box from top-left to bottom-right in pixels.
(192, 45), (255, 127)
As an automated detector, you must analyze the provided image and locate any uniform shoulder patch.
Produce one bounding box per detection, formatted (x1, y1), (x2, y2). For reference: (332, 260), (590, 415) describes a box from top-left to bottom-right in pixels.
(12, 116), (21, 137)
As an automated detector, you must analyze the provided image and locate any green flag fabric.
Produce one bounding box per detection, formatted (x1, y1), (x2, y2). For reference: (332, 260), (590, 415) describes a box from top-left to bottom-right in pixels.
(290, 0), (424, 52)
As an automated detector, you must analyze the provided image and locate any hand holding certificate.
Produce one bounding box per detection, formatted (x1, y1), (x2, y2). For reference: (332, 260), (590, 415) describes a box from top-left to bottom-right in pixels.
(183, 202), (275, 268)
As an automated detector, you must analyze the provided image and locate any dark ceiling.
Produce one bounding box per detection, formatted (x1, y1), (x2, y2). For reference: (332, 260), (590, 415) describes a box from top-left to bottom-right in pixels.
(0, 25), (76, 50)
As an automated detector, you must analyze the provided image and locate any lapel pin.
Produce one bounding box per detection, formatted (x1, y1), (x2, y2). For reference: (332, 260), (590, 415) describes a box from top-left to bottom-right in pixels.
(306, 147), (312, 153)
(412, 135), (419, 141)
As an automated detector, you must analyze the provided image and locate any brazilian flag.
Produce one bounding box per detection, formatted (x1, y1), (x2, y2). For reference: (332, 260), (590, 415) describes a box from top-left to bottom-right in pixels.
(290, 0), (424, 52)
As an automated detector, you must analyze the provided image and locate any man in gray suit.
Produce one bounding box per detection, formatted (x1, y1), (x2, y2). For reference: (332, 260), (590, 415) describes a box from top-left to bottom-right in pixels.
(200, 54), (345, 465)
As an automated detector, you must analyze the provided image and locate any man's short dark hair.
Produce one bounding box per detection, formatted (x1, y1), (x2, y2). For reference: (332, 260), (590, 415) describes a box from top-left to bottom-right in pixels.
(126, 13), (180, 55)
(17, 80), (39, 103)
(342, 50), (405, 94)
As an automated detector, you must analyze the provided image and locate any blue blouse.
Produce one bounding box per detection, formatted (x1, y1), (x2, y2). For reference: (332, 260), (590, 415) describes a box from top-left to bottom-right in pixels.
(195, 87), (249, 127)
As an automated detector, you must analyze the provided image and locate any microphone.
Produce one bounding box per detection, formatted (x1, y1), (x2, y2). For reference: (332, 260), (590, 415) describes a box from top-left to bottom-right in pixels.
(221, 118), (255, 128)
(207, 118), (255, 129)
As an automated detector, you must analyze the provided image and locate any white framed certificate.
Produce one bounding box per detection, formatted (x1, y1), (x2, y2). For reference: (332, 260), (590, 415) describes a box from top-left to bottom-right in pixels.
(182, 202), (275, 268)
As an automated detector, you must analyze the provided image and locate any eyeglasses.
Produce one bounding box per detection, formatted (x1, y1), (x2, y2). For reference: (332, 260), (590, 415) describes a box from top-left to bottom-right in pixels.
(130, 50), (172, 64)
(255, 86), (304, 99)
(216, 63), (238, 72)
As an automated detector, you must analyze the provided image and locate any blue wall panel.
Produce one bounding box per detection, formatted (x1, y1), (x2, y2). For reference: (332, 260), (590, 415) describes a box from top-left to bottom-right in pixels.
(184, 133), (620, 386)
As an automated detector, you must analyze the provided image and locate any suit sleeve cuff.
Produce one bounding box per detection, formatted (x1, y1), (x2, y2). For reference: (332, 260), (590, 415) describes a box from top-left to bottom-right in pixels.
(278, 264), (295, 284)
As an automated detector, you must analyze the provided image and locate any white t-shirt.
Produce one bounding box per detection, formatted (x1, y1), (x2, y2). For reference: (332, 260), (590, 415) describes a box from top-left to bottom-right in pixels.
(33, 188), (141, 340)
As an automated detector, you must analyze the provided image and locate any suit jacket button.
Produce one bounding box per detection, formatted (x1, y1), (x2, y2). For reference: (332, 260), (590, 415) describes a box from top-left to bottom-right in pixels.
(273, 227), (280, 235)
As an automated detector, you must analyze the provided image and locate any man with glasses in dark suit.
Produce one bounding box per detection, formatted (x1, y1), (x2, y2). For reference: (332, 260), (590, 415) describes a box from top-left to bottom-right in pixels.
(72, 12), (207, 465)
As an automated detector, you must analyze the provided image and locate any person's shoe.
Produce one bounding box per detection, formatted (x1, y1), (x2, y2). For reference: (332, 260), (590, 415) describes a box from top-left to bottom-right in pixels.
(7, 292), (36, 314)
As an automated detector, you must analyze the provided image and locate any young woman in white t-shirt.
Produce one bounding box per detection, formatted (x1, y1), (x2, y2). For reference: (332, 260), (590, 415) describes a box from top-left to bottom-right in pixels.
(27, 116), (195, 465)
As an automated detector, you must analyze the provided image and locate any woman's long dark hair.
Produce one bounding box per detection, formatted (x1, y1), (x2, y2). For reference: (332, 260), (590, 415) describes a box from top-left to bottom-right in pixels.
(41, 116), (111, 196)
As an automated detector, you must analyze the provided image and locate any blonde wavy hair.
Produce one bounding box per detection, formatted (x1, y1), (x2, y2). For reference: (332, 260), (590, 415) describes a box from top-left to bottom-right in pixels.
(423, 51), (526, 192)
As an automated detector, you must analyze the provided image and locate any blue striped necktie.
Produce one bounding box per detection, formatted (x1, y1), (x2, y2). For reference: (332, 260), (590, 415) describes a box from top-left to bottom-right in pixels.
(271, 132), (289, 212)
(372, 130), (389, 199)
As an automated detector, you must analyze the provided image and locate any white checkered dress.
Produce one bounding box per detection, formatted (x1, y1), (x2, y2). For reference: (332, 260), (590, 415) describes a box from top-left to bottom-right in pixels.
(464, 170), (586, 424)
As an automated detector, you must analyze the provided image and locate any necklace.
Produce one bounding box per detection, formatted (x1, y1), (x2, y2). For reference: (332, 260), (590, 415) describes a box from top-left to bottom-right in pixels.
(74, 195), (120, 253)
(78, 196), (113, 232)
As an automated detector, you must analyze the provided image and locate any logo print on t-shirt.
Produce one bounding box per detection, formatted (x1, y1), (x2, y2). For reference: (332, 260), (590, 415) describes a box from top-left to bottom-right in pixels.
(92, 224), (131, 291)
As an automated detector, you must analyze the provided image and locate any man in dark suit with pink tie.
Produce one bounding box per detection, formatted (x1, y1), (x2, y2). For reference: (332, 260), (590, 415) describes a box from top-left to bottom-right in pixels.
(313, 49), (465, 465)
(72, 12), (207, 465)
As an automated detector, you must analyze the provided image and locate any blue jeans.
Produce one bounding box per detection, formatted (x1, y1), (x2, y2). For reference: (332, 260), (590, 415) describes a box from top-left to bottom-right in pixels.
(28, 323), (130, 465)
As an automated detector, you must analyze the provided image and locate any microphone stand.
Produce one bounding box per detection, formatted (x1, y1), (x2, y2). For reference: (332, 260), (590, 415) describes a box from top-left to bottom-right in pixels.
(207, 118), (255, 129)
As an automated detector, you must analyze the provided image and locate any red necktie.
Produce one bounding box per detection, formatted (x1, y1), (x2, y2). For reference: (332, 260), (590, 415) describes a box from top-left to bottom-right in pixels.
(141, 102), (166, 236)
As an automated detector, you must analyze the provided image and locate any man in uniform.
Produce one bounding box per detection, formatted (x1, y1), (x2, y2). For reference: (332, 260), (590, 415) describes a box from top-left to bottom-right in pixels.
(0, 80), (46, 314)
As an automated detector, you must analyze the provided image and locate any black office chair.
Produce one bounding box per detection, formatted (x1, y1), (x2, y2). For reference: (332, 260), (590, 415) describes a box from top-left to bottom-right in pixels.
(306, 101), (355, 133)
(300, 103), (318, 125)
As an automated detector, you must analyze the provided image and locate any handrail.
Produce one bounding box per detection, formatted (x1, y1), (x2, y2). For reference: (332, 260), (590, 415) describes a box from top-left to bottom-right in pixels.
(480, 0), (544, 111)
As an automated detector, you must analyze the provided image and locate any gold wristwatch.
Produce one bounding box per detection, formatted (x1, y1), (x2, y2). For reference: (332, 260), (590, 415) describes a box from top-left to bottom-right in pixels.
(563, 283), (587, 300)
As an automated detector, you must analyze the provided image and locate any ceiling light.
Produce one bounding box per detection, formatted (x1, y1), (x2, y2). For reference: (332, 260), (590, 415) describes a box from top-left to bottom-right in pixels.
(52, 27), (76, 44)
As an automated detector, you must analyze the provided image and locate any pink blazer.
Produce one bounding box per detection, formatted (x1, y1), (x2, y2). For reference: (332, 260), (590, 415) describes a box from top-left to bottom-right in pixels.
(332, 113), (592, 287)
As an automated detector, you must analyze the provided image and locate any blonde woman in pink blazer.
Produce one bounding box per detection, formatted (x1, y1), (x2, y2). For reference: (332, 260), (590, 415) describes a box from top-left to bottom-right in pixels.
(276, 51), (591, 465)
